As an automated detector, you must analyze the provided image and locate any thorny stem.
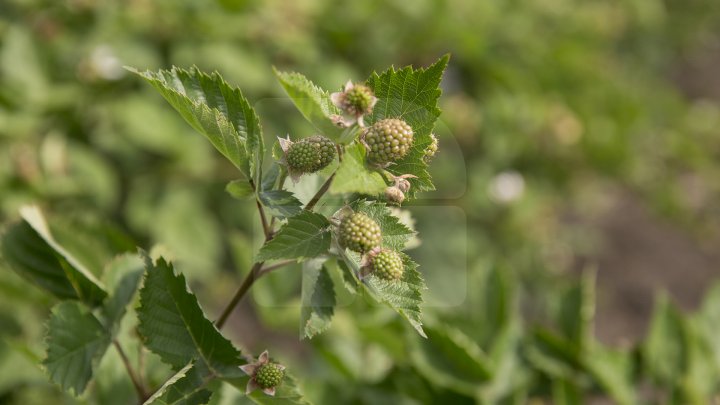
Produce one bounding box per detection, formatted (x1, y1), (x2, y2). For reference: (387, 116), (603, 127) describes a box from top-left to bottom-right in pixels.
(113, 340), (149, 402)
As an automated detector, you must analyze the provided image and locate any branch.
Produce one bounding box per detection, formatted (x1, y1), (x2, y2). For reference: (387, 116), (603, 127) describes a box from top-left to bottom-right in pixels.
(257, 259), (295, 277)
(304, 172), (336, 212)
(216, 261), (263, 329)
(113, 340), (149, 402)
(249, 179), (272, 239)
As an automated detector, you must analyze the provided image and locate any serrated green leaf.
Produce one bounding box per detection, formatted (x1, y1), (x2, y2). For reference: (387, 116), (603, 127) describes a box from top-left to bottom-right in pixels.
(255, 212), (331, 262)
(226, 180), (254, 200)
(300, 261), (335, 339)
(137, 254), (242, 374)
(144, 363), (212, 405)
(273, 69), (342, 139)
(128, 66), (263, 181)
(329, 143), (387, 196)
(366, 55), (449, 195)
(351, 200), (415, 250)
(409, 321), (491, 396)
(0, 205), (107, 306)
(365, 253), (426, 336)
(259, 190), (303, 219)
(44, 301), (111, 395)
(102, 253), (144, 334)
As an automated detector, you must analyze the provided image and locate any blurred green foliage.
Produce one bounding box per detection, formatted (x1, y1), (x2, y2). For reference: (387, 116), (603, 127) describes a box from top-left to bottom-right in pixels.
(2, 0), (720, 403)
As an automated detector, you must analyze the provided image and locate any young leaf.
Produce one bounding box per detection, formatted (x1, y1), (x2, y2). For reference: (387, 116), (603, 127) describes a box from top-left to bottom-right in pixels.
(144, 362), (212, 405)
(366, 55), (449, 195)
(329, 143), (387, 196)
(128, 66), (264, 181)
(0, 205), (107, 306)
(258, 190), (303, 219)
(352, 200), (415, 250)
(44, 301), (111, 395)
(409, 321), (492, 396)
(226, 180), (255, 200)
(102, 254), (145, 334)
(255, 212), (331, 262)
(300, 260), (336, 339)
(364, 253), (426, 337)
(137, 254), (242, 375)
(273, 68), (342, 139)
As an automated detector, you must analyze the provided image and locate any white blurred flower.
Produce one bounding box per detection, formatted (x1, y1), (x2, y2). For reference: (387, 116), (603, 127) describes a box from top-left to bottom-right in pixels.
(488, 171), (525, 204)
(89, 45), (124, 80)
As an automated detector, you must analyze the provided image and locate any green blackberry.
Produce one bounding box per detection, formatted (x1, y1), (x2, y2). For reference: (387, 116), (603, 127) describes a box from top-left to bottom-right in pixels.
(424, 133), (438, 162)
(286, 135), (336, 173)
(371, 249), (404, 280)
(342, 84), (375, 116)
(339, 212), (382, 253)
(364, 118), (414, 165)
(254, 363), (285, 389)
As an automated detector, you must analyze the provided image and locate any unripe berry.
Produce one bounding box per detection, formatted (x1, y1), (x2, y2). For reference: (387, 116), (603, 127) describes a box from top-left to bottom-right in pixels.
(286, 135), (336, 173)
(339, 212), (382, 253)
(254, 363), (285, 389)
(364, 118), (414, 165)
(341, 84), (375, 116)
(371, 249), (404, 280)
(424, 133), (438, 163)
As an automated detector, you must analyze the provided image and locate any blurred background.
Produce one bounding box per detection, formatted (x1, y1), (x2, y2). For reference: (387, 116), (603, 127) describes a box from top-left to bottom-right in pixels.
(1, 0), (720, 403)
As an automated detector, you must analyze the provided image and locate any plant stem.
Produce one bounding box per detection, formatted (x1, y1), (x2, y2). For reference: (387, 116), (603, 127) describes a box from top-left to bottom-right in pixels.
(257, 259), (295, 277)
(304, 172), (336, 212)
(113, 340), (148, 402)
(216, 261), (264, 329)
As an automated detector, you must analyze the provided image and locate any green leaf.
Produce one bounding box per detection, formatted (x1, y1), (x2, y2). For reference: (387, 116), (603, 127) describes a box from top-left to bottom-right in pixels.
(329, 143), (387, 196)
(144, 363), (213, 405)
(137, 254), (242, 374)
(128, 66), (263, 181)
(0, 205), (107, 306)
(366, 55), (449, 195)
(102, 254), (145, 334)
(273, 68), (342, 139)
(365, 253), (426, 337)
(43, 301), (111, 395)
(224, 374), (312, 405)
(552, 379), (582, 405)
(352, 200), (415, 250)
(584, 346), (636, 405)
(259, 190), (303, 219)
(300, 261), (336, 339)
(226, 180), (254, 200)
(558, 270), (595, 353)
(643, 293), (688, 385)
(409, 321), (492, 396)
(255, 212), (331, 262)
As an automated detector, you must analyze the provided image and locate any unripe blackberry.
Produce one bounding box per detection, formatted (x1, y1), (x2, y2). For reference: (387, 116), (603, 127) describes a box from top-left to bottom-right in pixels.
(339, 212), (382, 253)
(341, 84), (375, 116)
(371, 249), (404, 280)
(286, 135), (336, 173)
(254, 363), (285, 389)
(365, 118), (414, 165)
(424, 133), (438, 163)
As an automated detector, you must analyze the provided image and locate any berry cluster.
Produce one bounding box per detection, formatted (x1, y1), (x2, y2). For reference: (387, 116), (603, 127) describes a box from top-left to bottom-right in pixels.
(424, 133), (438, 162)
(364, 118), (414, 165)
(254, 363), (285, 389)
(286, 135), (336, 174)
(339, 212), (382, 253)
(371, 249), (404, 280)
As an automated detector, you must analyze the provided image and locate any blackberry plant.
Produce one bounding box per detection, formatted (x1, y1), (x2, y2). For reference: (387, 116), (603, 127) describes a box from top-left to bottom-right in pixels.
(0, 56), (450, 404)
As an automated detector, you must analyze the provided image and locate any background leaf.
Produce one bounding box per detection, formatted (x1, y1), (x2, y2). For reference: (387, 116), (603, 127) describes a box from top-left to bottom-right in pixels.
(0, 206), (107, 306)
